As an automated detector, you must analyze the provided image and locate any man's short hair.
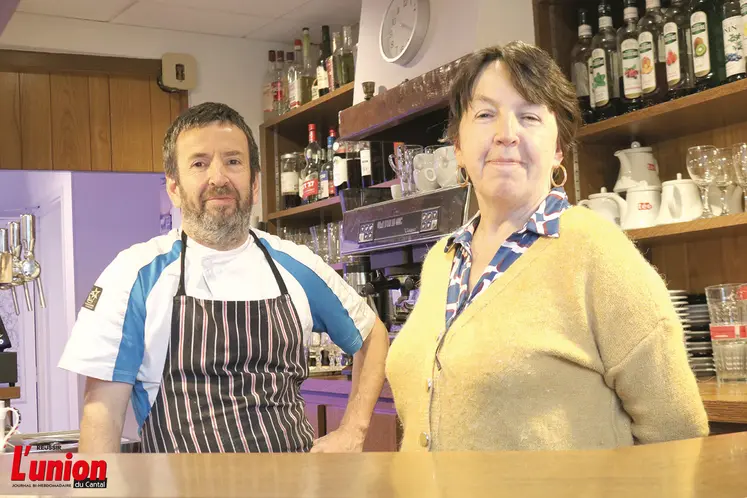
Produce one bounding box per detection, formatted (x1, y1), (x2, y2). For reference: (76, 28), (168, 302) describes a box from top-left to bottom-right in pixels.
(162, 102), (260, 181)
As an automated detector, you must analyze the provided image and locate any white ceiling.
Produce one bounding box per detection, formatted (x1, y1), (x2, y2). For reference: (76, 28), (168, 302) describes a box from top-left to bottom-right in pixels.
(14, 0), (362, 43)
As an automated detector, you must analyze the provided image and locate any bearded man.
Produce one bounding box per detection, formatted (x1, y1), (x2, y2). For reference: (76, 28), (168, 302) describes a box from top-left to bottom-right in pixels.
(59, 102), (389, 454)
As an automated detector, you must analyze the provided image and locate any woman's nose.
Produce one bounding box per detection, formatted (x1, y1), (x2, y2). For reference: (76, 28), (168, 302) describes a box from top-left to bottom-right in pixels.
(493, 113), (519, 146)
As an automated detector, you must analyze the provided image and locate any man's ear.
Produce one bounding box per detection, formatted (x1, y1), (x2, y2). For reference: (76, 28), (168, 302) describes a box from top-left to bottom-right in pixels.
(165, 175), (182, 208)
(251, 172), (260, 206)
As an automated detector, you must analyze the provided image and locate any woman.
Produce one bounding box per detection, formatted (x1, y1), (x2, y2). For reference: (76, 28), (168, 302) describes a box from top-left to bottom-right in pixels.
(385, 42), (708, 451)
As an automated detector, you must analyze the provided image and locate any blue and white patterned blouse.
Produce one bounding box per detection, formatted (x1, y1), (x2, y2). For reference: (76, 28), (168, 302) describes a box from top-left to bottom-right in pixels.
(443, 187), (571, 329)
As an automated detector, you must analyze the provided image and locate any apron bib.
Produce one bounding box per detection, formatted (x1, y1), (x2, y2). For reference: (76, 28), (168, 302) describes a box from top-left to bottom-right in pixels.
(140, 230), (314, 452)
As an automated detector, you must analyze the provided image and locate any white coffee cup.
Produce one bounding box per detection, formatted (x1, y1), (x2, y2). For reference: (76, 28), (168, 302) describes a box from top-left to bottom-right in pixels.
(434, 146), (458, 187)
(657, 174), (702, 225)
(390, 184), (403, 200)
(412, 153), (439, 192)
(0, 406), (20, 453)
(622, 185), (661, 230)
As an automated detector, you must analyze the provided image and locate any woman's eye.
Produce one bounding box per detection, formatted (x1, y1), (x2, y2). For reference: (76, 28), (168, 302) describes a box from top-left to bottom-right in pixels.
(522, 114), (541, 123)
(475, 111), (493, 119)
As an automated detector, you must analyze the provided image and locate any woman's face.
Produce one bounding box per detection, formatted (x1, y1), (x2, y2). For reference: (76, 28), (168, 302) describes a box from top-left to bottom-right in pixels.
(455, 61), (563, 211)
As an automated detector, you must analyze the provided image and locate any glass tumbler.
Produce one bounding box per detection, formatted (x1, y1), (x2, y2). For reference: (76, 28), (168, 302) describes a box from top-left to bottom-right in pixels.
(327, 221), (341, 264)
(706, 283), (747, 383)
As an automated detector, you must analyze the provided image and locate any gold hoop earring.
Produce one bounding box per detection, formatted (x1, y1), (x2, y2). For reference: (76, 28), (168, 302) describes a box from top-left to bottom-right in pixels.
(551, 164), (567, 188)
(457, 165), (470, 188)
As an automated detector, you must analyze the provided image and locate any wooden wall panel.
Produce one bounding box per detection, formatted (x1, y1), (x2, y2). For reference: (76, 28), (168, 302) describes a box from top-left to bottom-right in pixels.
(50, 73), (91, 171)
(88, 75), (112, 171)
(0, 72), (21, 170)
(149, 79), (172, 173)
(110, 75), (153, 172)
(19, 73), (52, 170)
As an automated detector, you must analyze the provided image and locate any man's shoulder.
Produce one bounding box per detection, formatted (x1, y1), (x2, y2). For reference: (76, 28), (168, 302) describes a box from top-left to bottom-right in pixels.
(104, 230), (182, 282)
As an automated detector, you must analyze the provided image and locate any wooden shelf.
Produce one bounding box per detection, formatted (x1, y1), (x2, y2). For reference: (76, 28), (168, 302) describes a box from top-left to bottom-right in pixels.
(577, 79), (747, 144)
(266, 196), (341, 224)
(698, 379), (747, 424)
(0, 386), (20, 400)
(625, 212), (747, 244)
(262, 82), (354, 140)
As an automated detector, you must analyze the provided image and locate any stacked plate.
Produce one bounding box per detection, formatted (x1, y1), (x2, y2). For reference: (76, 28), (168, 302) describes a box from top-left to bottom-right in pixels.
(674, 291), (714, 377)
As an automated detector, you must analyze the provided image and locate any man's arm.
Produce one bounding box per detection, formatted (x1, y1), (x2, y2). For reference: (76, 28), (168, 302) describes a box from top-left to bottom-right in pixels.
(310, 317), (389, 452)
(78, 377), (132, 453)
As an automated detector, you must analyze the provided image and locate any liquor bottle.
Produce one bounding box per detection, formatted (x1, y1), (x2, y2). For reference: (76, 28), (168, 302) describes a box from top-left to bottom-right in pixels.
(282, 51), (294, 114)
(346, 142), (362, 188)
(319, 130), (337, 200)
(664, 0), (695, 100)
(333, 140), (362, 191)
(722, 0), (746, 83)
(335, 26), (355, 86)
(274, 50), (286, 115)
(589, 1), (619, 121)
(617, 1), (643, 113)
(263, 50), (277, 121)
(317, 26), (332, 98)
(638, 0), (667, 107)
(360, 142), (375, 187)
(280, 153), (301, 209)
(328, 32), (341, 91)
(691, 0), (726, 90)
(742, 0), (747, 58)
(287, 39), (304, 109)
(299, 28), (315, 104)
(571, 9), (595, 124)
(302, 124), (322, 204)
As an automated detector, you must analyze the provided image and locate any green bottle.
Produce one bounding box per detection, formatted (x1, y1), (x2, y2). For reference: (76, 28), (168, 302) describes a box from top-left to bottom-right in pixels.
(722, 0), (746, 83)
(690, 0), (726, 90)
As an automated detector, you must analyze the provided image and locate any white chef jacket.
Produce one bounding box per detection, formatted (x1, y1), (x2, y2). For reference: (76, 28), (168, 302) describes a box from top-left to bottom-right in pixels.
(58, 228), (376, 428)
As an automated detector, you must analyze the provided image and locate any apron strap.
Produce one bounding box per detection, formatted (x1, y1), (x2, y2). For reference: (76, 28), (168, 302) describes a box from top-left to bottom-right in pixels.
(249, 230), (289, 296)
(176, 230), (188, 297)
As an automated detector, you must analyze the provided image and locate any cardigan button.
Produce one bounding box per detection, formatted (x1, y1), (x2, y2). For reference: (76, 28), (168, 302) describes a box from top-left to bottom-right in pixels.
(426, 378), (432, 392)
(419, 432), (430, 448)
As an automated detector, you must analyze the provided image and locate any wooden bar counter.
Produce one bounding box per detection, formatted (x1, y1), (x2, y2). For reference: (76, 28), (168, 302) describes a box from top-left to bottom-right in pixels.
(1, 432), (746, 497)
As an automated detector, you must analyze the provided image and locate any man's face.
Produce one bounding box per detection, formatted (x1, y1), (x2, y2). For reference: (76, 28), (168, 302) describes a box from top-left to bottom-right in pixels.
(166, 122), (258, 248)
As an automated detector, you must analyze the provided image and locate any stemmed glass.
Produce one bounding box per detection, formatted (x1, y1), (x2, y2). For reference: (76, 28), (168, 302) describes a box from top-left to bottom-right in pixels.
(713, 147), (736, 216)
(732, 143), (747, 210)
(686, 145), (716, 219)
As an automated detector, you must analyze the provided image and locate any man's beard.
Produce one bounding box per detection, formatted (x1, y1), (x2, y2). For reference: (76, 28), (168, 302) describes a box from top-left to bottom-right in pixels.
(179, 183), (254, 249)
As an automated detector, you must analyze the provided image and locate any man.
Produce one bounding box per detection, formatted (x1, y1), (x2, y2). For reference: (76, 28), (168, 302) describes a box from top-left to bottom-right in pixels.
(58, 102), (389, 453)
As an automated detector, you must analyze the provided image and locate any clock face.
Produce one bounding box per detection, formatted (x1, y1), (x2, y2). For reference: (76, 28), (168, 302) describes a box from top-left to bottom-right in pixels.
(381, 0), (420, 60)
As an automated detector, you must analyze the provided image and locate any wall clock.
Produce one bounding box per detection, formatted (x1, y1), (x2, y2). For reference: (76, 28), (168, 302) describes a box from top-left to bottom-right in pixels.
(379, 0), (430, 66)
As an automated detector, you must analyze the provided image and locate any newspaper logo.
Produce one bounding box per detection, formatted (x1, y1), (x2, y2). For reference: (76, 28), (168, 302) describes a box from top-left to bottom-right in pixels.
(10, 445), (108, 489)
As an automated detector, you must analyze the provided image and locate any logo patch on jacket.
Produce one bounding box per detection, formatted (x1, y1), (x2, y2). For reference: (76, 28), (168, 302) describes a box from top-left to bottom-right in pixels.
(83, 286), (103, 311)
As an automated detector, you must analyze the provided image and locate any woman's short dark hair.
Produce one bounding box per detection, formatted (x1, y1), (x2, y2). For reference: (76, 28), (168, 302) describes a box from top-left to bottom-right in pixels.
(446, 41), (582, 155)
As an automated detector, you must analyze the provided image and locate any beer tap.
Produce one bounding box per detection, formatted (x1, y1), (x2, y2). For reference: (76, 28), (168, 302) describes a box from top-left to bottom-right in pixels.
(20, 214), (46, 309)
(8, 221), (32, 312)
(0, 228), (19, 315)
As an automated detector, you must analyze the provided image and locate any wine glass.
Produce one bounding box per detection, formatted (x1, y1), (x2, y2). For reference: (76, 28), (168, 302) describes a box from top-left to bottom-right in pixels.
(713, 147), (736, 216)
(732, 143), (747, 211)
(686, 145), (716, 219)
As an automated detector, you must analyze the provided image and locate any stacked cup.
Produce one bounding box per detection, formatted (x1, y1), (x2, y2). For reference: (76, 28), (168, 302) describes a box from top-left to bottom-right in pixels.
(706, 283), (747, 384)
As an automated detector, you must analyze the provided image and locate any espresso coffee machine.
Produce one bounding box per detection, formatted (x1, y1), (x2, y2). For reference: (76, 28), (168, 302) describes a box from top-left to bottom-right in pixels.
(341, 185), (476, 337)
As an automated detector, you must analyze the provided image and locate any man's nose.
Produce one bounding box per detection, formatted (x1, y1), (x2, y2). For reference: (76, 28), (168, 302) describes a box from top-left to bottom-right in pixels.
(207, 159), (229, 186)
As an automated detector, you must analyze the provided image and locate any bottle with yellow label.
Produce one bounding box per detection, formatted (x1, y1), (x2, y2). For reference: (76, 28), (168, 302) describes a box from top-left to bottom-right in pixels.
(638, 0), (668, 106)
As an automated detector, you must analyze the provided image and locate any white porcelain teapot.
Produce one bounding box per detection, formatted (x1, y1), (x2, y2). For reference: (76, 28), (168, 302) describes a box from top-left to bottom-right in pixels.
(578, 187), (627, 226)
(614, 141), (661, 193)
(656, 173), (703, 225)
(622, 185), (661, 230)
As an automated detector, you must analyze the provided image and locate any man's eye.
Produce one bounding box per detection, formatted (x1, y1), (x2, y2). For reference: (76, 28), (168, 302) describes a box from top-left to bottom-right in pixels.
(228, 159), (242, 165)
(192, 161), (206, 168)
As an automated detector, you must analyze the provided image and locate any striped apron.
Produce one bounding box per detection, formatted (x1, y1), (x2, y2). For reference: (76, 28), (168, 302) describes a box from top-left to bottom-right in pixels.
(140, 230), (315, 453)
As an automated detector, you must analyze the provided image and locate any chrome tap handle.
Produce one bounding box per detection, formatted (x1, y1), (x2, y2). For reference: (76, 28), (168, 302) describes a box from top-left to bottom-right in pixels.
(10, 288), (19, 315)
(0, 228), (8, 253)
(8, 222), (20, 259)
(35, 278), (46, 309)
(23, 282), (32, 312)
(20, 214), (35, 257)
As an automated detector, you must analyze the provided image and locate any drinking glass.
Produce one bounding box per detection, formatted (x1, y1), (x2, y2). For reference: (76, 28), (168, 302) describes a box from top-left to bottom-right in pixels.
(713, 147), (736, 216)
(705, 283), (747, 383)
(327, 221), (341, 264)
(686, 145), (716, 219)
(732, 143), (747, 210)
(388, 144), (423, 197)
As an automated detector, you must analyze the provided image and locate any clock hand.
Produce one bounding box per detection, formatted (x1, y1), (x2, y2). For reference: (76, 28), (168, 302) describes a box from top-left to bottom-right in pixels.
(398, 22), (412, 30)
